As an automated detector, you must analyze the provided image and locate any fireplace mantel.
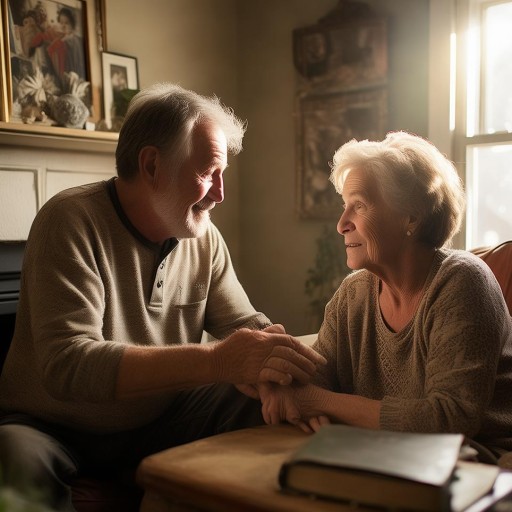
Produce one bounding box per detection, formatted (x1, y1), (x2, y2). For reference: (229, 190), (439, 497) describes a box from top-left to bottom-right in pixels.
(0, 122), (118, 154)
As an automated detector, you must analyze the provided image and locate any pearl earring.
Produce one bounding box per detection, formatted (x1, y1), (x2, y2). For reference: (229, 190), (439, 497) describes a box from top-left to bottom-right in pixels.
(406, 230), (412, 236)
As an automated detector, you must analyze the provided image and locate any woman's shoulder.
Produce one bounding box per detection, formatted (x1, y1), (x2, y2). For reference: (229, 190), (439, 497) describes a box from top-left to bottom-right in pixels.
(437, 247), (494, 279)
(431, 247), (503, 303)
(342, 268), (373, 284)
(331, 269), (375, 304)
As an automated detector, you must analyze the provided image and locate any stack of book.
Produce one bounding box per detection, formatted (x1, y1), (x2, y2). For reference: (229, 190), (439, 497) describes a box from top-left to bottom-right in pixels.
(279, 425), (503, 511)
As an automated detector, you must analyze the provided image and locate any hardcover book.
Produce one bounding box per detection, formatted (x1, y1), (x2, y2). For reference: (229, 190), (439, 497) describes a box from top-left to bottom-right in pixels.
(278, 425), (497, 511)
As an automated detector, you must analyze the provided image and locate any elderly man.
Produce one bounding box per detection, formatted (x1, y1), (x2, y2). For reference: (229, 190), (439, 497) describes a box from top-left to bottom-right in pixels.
(0, 83), (325, 510)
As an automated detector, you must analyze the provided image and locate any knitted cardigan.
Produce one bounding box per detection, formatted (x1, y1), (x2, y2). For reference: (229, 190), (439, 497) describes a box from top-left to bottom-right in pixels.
(313, 249), (512, 456)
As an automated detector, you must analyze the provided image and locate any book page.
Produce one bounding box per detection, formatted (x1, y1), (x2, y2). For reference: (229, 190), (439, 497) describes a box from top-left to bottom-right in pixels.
(451, 461), (499, 512)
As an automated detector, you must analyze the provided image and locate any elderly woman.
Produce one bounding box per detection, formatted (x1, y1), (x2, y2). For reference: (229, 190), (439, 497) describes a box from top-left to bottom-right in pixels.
(262, 131), (512, 463)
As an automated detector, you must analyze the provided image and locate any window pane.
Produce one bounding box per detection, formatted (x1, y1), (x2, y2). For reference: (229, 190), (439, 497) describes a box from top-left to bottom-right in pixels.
(483, 2), (512, 133)
(466, 144), (512, 248)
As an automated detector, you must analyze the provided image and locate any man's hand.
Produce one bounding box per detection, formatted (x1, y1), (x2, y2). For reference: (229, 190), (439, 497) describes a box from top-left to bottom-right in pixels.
(261, 324), (287, 335)
(212, 326), (326, 387)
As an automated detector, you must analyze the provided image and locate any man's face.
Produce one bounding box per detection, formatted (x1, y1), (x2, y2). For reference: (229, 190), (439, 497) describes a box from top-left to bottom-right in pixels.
(154, 122), (228, 239)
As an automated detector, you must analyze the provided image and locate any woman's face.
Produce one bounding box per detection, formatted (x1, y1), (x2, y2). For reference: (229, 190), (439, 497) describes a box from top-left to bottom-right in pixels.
(337, 168), (409, 273)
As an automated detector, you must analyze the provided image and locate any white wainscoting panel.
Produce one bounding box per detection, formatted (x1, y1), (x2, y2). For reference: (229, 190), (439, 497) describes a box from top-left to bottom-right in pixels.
(0, 141), (116, 241)
(0, 167), (38, 240)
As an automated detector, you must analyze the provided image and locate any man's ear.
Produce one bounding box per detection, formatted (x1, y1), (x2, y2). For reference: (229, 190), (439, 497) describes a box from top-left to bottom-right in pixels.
(138, 146), (159, 186)
(406, 214), (420, 236)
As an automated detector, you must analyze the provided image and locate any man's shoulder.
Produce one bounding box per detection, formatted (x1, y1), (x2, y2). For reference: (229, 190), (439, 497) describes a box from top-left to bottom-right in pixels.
(42, 180), (109, 212)
(31, 180), (111, 236)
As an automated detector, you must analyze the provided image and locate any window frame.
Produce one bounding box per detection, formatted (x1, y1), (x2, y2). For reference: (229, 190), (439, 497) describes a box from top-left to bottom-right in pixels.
(429, 0), (512, 249)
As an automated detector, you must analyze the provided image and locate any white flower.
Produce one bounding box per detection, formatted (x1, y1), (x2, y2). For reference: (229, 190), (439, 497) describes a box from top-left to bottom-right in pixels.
(17, 68), (59, 106)
(62, 71), (90, 101)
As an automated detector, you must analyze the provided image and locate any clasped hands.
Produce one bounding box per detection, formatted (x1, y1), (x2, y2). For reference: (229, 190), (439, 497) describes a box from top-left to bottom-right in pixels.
(216, 324), (330, 433)
(215, 323), (326, 385)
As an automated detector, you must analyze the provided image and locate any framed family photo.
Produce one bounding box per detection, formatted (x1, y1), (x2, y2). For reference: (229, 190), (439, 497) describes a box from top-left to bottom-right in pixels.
(0, 0), (105, 133)
(101, 50), (138, 131)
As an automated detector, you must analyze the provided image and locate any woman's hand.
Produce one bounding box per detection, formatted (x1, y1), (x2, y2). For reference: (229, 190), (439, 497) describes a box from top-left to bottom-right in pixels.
(304, 415), (331, 433)
(259, 382), (331, 433)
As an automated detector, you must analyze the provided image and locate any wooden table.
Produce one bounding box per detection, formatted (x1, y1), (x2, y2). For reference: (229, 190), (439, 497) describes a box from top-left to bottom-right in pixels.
(136, 424), (364, 512)
(136, 424), (512, 512)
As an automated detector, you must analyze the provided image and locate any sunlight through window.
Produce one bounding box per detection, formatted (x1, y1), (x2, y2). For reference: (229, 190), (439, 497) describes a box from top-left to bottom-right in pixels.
(483, 2), (512, 133)
(458, 0), (512, 248)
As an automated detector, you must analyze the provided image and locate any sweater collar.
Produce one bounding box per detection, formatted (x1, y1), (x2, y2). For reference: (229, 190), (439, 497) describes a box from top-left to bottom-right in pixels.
(106, 177), (179, 258)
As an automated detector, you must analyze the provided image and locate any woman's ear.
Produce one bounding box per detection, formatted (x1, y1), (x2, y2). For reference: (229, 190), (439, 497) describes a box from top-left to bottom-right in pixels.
(138, 146), (159, 186)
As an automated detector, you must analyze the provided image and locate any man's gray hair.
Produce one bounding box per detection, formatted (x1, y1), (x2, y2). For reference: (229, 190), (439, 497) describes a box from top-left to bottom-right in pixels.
(116, 83), (246, 179)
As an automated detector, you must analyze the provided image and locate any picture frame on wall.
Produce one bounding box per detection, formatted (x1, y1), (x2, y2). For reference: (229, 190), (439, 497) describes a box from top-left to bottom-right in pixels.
(293, 17), (388, 90)
(296, 88), (388, 220)
(0, 0), (106, 133)
(293, 4), (389, 221)
(101, 51), (138, 132)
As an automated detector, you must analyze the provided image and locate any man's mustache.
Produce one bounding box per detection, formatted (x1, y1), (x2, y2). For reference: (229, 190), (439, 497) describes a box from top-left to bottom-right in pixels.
(194, 198), (216, 211)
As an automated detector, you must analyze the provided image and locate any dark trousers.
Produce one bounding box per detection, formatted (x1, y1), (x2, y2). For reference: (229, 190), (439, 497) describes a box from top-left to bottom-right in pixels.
(0, 383), (264, 511)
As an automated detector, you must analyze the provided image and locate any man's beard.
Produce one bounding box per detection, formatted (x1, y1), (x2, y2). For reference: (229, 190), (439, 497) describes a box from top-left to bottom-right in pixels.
(183, 198), (216, 238)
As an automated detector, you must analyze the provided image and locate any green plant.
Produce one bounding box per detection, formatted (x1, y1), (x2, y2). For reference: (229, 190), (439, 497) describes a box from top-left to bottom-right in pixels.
(0, 488), (55, 512)
(0, 466), (55, 512)
(305, 224), (349, 330)
(113, 88), (140, 118)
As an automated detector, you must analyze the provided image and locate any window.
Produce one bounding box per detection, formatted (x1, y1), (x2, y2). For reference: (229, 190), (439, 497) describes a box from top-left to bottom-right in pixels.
(454, 0), (512, 248)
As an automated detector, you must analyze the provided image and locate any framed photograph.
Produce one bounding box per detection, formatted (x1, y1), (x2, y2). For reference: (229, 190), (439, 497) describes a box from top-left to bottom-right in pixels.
(0, 0), (105, 131)
(296, 88), (388, 220)
(101, 51), (138, 131)
(293, 17), (387, 90)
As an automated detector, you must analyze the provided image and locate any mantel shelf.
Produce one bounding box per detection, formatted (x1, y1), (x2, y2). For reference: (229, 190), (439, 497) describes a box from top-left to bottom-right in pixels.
(0, 122), (118, 154)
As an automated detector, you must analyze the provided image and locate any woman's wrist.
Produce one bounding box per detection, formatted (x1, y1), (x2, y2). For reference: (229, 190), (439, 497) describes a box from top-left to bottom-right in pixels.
(297, 384), (331, 418)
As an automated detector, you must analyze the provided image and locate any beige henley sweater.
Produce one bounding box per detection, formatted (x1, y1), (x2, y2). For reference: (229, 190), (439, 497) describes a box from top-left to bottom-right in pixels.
(0, 180), (270, 433)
